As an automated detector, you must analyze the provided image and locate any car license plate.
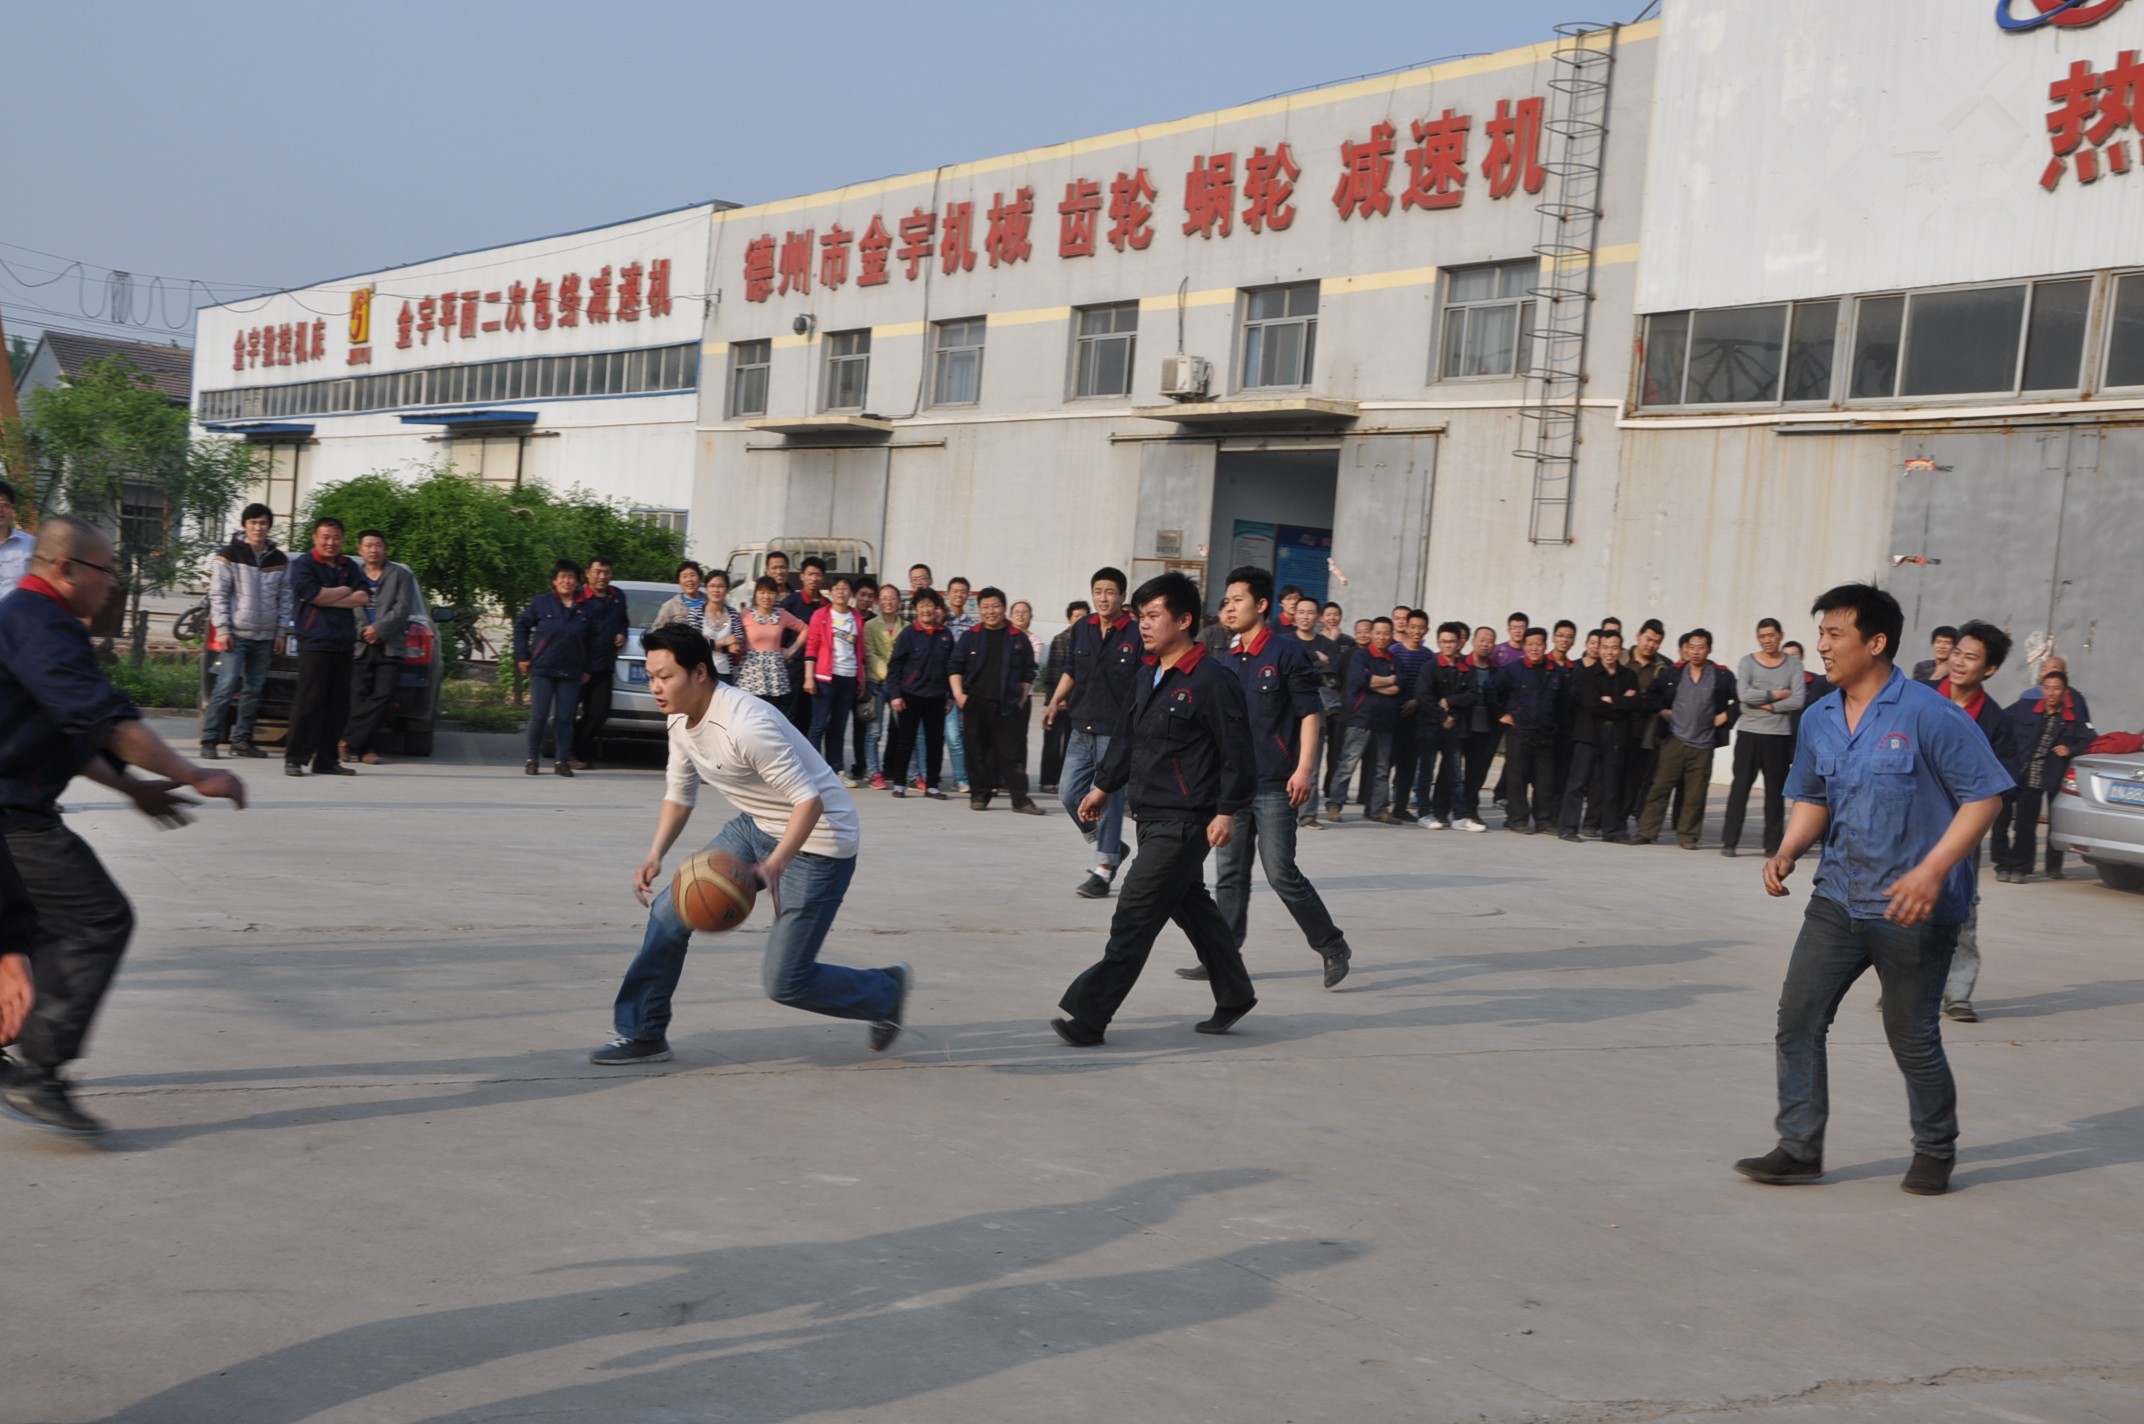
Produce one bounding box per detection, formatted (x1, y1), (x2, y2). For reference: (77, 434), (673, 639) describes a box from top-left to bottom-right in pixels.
(624, 662), (649, 686)
(2107, 781), (2144, 807)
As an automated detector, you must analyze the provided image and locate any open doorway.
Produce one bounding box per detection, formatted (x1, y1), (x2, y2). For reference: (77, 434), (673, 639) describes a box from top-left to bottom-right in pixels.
(1204, 447), (1339, 611)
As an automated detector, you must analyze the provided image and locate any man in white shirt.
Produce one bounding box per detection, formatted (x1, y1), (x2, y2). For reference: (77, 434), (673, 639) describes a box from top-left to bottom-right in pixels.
(591, 623), (909, 1064)
(0, 482), (34, 601)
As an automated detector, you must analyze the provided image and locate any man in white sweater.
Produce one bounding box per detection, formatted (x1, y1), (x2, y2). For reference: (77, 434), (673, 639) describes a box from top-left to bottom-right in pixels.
(590, 623), (909, 1064)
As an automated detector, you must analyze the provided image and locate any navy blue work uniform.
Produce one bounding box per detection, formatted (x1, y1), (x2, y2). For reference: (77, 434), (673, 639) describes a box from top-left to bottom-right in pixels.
(285, 550), (366, 772)
(1768, 666), (2014, 1167)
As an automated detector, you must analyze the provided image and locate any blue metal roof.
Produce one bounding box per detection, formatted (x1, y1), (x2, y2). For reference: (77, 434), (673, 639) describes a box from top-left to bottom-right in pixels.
(398, 409), (539, 427)
(200, 421), (315, 439)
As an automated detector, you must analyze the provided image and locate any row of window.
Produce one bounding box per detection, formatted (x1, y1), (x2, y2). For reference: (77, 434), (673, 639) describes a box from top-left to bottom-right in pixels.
(724, 260), (1542, 418)
(195, 342), (700, 421)
(1641, 271), (2144, 408)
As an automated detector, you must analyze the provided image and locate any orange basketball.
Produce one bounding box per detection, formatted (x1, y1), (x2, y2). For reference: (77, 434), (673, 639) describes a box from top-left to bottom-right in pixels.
(670, 850), (758, 933)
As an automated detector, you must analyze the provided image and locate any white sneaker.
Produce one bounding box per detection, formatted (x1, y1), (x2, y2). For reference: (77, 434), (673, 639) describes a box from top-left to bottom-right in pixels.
(1420, 817), (1448, 830)
(1451, 817), (1487, 833)
(840, 774), (861, 789)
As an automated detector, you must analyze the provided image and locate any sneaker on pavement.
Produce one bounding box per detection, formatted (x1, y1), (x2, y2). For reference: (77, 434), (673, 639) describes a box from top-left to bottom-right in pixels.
(589, 1036), (672, 1066)
(230, 741), (268, 758)
(0, 1066), (107, 1137)
(1943, 1000), (1979, 1023)
(1901, 1151), (1954, 1196)
(923, 786), (947, 800)
(889, 786), (907, 798)
(841, 774), (861, 789)
(1174, 963), (1211, 981)
(870, 773), (887, 790)
(1452, 817), (1487, 833)
(284, 764), (306, 777)
(199, 743), (221, 760)
(1075, 871), (1113, 899)
(1194, 999), (1256, 1035)
(1010, 801), (1045, 816)
(1051, 1016), (1105, 1047)
(570, 758), (592, 771)
(869, 964), (911, 1052)
(1321, 941), (1352, 989)
(1733, 1146), (1822, 1184)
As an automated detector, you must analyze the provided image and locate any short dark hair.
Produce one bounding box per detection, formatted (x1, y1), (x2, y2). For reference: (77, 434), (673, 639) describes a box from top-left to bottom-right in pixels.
(1640, 618), (1666, 637)
(1932, 624), (1961, 645)
(312, 516), (344, 534)
(588, 554), (613, 569)
(1523, 626), (1548, 644)
(2042, 668), (2069, 685)
(1409, 608), (1429, 623)
(829, 573), (854, 591)
(1599, 627), (1624, 642)
(1322, 601), (1343, 614)
(1438, 620), (1469, 640)
(1956, 618), (2011, 672)
(947, 576), (971, 591)
(553, 558), (583, 579)
(1065, 600), (1091, 618)
(1553, 619), (1577, 634)
(641, 623), (714, 677)
(765, 549), (790, 565)
(1371, 615), (1395, 629)
(1586, 627), (1607, 641)
(1756, 616), (1782, 633)
(1090, 566), (1128, 594)
(1130, 570), (1201, 629)
(356, 528), (385, 544)
(753, 575), (782, 596)
(677, 560), (703, 579)
(1810, 583), (1905, 662)
(909, 562), (932, 577)
(800, 556), (826, 573)
(1278, 584), (1303, 600)
(1783, 640), (1805, 655)
(240, 501), (272, 523)
(0, 480), (15, 504)
(1225, 564), (1273, 611)
(1508, 611), (1530, 625)
(911, 587), (944, 612)
(704, 567), (729, 585)
(1601, 616), (1623, 630)
(975, 585), (1006, 604)
(1680, 627), (1713, 649)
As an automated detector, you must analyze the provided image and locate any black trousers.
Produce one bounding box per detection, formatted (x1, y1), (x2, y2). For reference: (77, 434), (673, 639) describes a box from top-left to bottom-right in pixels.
(1558, 740), (1625, 837)
(1621, 740), (1660, 828)
(1040, 712), (1070, 788)
(1502, 737), (1557, 830)
(1722, 731), (1793, 854)
(883, 694), (946, 788)
(962, 697), (1033, 806)
(1060, 818), (1254, 1031)
(5, 824), (134, 1069)
(1388, 713), (1421, 811)
(1994, 784), (2062, 876)
(345, 641), (400, 756)
(574, 665), (616, 763)
(1459, 727), (1502, 822)
(286, 649), (353, 770)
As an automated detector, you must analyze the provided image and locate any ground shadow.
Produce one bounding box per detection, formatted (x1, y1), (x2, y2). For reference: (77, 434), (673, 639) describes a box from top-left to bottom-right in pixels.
(1820, 1103), (2144, 1187)
(1967, 979), (2144, 1021)
(94, 1169), (1361, 1424)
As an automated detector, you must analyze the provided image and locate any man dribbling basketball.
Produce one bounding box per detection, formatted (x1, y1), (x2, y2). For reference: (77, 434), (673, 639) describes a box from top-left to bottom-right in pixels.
(590, 624), (908, 1064)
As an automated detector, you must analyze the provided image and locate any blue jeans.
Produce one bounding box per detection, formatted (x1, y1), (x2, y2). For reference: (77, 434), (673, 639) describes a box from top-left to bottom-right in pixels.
(1324, 726), (1390, 818)
(860, 680), (885, 778)
(527, 675), (580, 762)
(806, 677), (857, 772)
(612, 812), (897, 1040)
(944, 704), (967, 785)
(1774, 894), (1960, 1162)
(202, 636), (273, 746)
(1060, 729), (1126, 868)
(1213, 789), (1344, 955)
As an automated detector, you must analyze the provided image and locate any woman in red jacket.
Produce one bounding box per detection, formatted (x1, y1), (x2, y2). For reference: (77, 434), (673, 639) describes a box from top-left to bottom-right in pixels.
(803, 575), (868, 784)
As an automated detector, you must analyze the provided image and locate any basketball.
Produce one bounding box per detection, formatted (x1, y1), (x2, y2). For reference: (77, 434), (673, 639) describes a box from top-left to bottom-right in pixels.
(671, 850), (758, 933)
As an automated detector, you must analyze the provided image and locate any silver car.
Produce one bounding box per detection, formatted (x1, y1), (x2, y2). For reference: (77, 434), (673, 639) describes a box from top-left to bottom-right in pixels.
(2049, 749), (2144, 893)
(602, 580), (687, 742)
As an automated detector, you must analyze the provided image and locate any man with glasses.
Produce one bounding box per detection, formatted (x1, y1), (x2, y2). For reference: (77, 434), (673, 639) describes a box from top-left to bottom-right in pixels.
(1, 517), (247, 1137)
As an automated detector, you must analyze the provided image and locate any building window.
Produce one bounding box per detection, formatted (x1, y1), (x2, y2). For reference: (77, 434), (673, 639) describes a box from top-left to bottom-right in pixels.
(824, 330), (871, 410)
(1849, 280), (2089, 401)
(631, 507), (689, 538)
(1439, 261), (1535, 379)
(931, 318), (986, 406)
(1072, 303), (1138, 398)
(2105, 272), (2144, 388)
(1240, 283), (1319, 389)
(727, 339), (770, 417)
(194, 342), (699, 422)
(1782, 300), (1839, 402)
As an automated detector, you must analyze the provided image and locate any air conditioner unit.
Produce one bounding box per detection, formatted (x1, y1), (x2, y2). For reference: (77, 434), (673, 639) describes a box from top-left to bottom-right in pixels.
(1159, 354), (1212, 402)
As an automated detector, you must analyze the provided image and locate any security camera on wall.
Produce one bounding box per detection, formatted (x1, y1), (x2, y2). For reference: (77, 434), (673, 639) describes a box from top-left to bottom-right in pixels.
(792, 314), (814, 336)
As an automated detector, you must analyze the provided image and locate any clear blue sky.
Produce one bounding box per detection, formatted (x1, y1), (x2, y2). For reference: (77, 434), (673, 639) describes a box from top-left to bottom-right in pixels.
(3, 0), (1623, 351)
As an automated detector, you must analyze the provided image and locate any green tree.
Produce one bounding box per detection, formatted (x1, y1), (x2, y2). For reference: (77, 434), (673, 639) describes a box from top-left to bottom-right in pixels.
(21, 355), (265, 662)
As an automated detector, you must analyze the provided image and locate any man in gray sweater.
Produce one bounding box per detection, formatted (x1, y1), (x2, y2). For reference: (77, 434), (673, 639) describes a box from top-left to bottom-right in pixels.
(201, 503), (291, 759)
(343, 529), (422, 764)
(1721, 617), (1804, 858)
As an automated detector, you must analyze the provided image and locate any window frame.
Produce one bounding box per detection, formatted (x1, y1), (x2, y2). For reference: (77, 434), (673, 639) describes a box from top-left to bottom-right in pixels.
(1070, 302), (1140, 399)
(929, 317), (987, 407)
(728, 339), (772, 418)
(1237, 281), (1320, 392)
(822, 329), (872, 412)
(1436, 260), (1537, 382)
(2099, 268), (2144, 391)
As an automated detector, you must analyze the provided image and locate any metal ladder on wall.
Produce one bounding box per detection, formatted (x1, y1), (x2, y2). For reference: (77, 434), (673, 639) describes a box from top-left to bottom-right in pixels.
(1518, 21), (1620, 546)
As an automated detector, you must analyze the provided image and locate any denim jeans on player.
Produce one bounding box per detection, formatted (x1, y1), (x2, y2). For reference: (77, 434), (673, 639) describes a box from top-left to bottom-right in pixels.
(943, 704), (967, 786)
(202, 635), (273, 747)
(612, 812), (897, 1041)
(1774, 894), (1960, 1163)
(1059, 729), (1127, 868)
(1213, 789), (1344, 955)
(527, 674), (581, 763)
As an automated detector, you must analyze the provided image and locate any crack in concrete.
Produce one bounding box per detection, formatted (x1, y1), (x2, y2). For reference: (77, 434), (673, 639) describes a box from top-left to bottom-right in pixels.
(1532, 1362), (2144, 1422)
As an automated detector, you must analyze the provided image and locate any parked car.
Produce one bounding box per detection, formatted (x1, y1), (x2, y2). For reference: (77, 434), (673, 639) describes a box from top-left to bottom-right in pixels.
(2048, 748), (2144, 892)
(723, 537), (877, 593)
(600, 579), (688, 744)
(198, 609), (447, 756)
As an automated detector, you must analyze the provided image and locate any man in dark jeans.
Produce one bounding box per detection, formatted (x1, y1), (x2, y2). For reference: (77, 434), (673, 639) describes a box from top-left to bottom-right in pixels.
(1558, 629), (1641, 842)
(343, 529), (421, 765)
(948, 586), (1041, 814)
(1054, 571), (1258, 1046)
(573, 554), (631, 769)
(285, 516), (370, 778)
(0, 516), (247, 1136)
(1177, 566), (1351, 989)
(1491, 627), (1565, 834)
(1740, 583), (2010, 1197)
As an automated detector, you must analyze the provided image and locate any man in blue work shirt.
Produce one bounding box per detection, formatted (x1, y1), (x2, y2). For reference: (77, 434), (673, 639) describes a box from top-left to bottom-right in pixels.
(1175, 566), (1351, 990)
(1738, 583), (2012, 1198)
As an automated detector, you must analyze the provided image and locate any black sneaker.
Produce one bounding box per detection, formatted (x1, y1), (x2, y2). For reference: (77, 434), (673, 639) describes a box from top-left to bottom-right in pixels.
(0, 1066), (107, 1137)
(588, 1036), (672, 1066)
(284, 764), (306, 777)
(1557, 831), (1583, 843)
(1321, 940), (1352, 989)
(1721, 846), (1739, 858)
(1733, 1146), (1823, 1184)
(1943, 1000), (1979, 1023)
(1195, 999), (1256, 1035)
(316, 764), (358, 776)
(1050, 1016), (1104, 1047)
(230, 741), (268, 759)
(923, 786), (947, 800)
(1174, 963), (1211, 981)
(1010, 801), (1045, 816)
(524, 759), (540, 776)
(199, 743), (221, 760)
(869, 964), (911, 1052)
(889, 786), (907, 798)
(1075, 872), (1113, 899)
(1901, 1152), (1954, 1196)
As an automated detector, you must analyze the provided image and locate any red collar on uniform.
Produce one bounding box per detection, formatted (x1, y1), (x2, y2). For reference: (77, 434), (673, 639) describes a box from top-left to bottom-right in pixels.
(1364, 644), (1393, 662)
(910, 619), (945, 634)
(1936, 680), (1988, 720)
(1232, 624), (1272, 657)
(1437, 652), (1465, 668)
(1143, 641), (1208, 673)
(1089, 611), (1132, 632)
(17, 573), (70, 609)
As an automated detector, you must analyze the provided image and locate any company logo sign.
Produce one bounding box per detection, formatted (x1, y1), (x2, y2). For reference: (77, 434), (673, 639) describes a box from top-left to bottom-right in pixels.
(1997, 0), (2129, 33)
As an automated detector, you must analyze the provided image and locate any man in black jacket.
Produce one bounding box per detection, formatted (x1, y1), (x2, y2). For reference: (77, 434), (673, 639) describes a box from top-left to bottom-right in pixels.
(1053, 572), (1258, 1046)
(571, 554), (632, 769)
(949, 587), (1041, 814)
(1492, 628), (1567, 834)
(1558, 629), (1643, 842)
(1413, 622), (1477, 829)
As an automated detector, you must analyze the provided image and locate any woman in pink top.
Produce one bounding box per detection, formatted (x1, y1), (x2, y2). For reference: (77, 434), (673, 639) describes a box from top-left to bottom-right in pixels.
(803, 575), (868, 780)
(738, 576), (806, 703)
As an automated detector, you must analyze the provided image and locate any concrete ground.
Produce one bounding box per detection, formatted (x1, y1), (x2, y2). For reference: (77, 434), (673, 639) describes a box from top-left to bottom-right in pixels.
(5, 716), (2142, 1424)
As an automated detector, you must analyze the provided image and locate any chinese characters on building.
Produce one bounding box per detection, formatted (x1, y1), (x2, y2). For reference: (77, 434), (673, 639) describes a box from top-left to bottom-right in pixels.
(739, 97), (1547, 301)
(384, 258), (675, 351)
(2044, 50), (2142, 188)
